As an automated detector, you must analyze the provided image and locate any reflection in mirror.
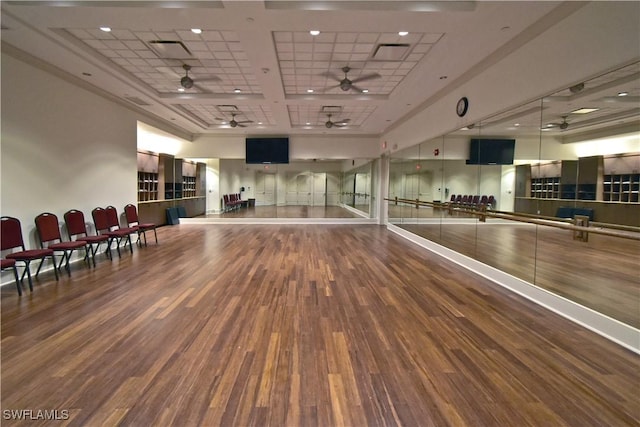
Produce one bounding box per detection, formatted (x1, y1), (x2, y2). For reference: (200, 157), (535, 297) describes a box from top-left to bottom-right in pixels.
(205, 159), (373, 218)
(387, 62), (640, 330)
(342, 161), (374, 217)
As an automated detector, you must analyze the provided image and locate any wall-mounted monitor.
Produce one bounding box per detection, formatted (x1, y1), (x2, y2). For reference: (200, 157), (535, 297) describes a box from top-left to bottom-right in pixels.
(245, 137), (289, 164)
(466, 138), (515, 165)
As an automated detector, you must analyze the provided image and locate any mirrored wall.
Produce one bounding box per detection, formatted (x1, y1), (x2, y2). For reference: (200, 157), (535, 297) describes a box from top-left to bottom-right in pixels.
(388, 62), (640, 329)
(213, 159), (376, 218)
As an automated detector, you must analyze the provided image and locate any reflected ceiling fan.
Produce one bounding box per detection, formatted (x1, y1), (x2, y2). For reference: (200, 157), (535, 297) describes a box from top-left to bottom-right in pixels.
(325, 113), (350, 128)
(322, 66), (380, 92)
(547, 115), (570, 130)
(216, 112), (253, 128)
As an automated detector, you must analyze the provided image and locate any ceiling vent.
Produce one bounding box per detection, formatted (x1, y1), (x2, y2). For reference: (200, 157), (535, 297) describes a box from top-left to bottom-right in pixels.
(322, 105), (343, 113)
(147, 40), (192, 59)
(371, 43), (411, 61)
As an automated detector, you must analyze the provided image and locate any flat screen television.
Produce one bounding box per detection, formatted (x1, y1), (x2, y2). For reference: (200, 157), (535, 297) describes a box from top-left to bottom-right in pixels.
(466, 138), (515, 165)
(245, 137), (289, 164)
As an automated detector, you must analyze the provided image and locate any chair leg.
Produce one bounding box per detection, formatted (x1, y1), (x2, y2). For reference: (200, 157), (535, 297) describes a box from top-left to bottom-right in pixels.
(22, 261), (34, 292)
(153, 228), (158, 244)
(12, 265), (22, 296)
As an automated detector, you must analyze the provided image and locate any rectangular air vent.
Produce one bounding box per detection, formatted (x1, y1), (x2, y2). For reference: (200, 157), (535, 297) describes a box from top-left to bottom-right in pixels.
(147, 40), (192, 59)
(322, 106), (343, 113)
(371, 43), (411, 61)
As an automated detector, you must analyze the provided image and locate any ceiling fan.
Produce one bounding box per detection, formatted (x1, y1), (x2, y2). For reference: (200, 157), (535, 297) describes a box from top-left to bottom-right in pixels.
(322, 66), (381, 92)
(217, 112), (253, 128)
(325, 113), (350, 128)
(177, 64), (221, 90)
(547, 115), (570, 130)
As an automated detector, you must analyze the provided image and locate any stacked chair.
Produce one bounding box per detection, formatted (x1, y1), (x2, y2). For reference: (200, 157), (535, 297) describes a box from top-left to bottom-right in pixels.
(35, 212), (89, 276)
(64, 209), (111, 267)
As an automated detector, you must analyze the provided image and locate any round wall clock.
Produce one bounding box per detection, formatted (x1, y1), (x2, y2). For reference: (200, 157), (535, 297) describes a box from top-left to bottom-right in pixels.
(456, 97), (469, 117)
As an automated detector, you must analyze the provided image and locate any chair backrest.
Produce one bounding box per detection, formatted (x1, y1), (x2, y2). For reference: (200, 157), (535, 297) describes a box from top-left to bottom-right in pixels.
(1, 216), (26, 251)
(64, 209), (89, 239)
(124, 204), (139, 226)
(105, 206), (122, 230)
(92, 207), (110, 234)
(223, 194), (230, 204)
(450, 194), (456, 202)
(35, 212), (64, 247)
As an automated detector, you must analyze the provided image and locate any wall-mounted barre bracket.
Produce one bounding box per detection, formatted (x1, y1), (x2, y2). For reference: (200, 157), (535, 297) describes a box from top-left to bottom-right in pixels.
(573, 215), (590, 242)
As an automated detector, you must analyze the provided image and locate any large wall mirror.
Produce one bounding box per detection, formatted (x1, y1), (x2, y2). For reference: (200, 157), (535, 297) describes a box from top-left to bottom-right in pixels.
(213, 159), (375, 219)
(388, 62), (640, 329)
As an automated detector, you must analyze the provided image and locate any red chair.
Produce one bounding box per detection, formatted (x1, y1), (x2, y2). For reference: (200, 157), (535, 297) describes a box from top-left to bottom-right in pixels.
(35, 212), (89, 275)
(1, 216), (58, 291)
(64, 209), (111, 267)
(124, 204), (158, 246)
(92, 207), (134, 258)
(1, 258), (22, 296)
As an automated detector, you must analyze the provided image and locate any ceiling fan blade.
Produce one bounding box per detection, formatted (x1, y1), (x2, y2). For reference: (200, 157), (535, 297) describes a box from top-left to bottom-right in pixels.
(351, 72), (381, 84)
(193, 83), (212, 93)
(236, 120), (254, 124)
(196, 75), (222, 82)
(321, 84), (342, 93)
(320, 71), (342, 81)
(237, 123), (247, 127)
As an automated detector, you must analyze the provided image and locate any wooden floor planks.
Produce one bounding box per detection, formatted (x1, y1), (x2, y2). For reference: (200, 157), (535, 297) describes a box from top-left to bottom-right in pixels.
(1, 223), (639, 426)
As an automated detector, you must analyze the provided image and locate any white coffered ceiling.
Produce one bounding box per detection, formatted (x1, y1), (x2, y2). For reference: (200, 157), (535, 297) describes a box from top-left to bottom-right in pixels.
(2, 1), (636, 139)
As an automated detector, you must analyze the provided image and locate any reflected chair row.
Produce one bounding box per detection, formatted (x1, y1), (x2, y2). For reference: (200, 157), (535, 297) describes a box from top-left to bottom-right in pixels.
(223, 193), (244, 212)
(449, 194), (496, 210)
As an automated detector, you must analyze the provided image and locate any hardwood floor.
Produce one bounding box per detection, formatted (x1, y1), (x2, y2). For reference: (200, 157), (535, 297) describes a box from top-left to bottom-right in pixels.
(1, 224), (639, 426)
(395, 214), (640, 329)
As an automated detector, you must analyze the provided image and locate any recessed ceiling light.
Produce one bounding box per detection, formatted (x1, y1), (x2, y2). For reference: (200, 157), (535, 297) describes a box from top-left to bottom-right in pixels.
(362, 89), (369, 93)
(191, 28), (202, 34)
(618, 92), (629, 97)
(99, 27), (111, 32)
(571, 108), (599, 114)
(306, 122), (311, 125)
(307, 89), (314, 93)
(178, 87), (185, 92)
(233, 88), (242, 93)
(514, 123), (520, 127)
(398, 31), (409, 36)
(310, 30), (320, 36)
(258, 122), (263, 125)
